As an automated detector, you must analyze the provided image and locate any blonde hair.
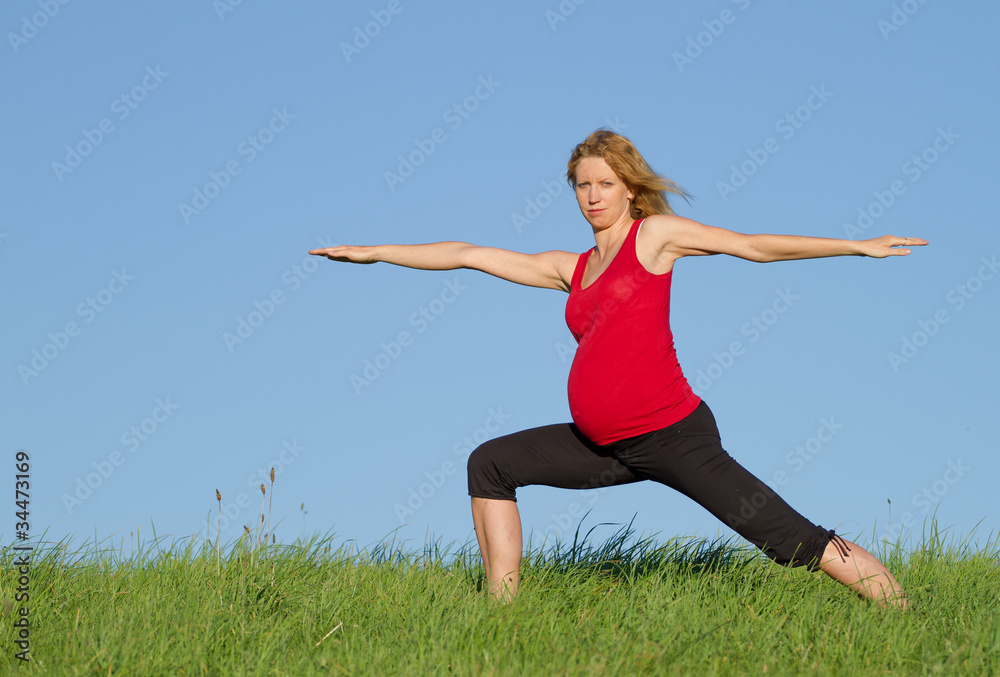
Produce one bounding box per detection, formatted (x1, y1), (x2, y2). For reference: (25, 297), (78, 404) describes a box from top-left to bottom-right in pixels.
(567, 129), (691, 218)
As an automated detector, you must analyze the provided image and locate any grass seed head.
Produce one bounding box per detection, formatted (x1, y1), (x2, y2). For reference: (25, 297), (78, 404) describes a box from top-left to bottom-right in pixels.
(216, 489), (221, 502)
(270, 467), (275, 483)
(260, 483), (266, 495)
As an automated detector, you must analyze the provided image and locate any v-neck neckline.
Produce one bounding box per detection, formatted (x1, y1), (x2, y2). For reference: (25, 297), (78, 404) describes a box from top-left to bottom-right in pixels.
(579, 219), (642, 291)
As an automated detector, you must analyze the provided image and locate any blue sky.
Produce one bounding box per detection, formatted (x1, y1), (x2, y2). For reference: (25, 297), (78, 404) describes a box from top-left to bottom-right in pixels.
(3, 1), (997, 556)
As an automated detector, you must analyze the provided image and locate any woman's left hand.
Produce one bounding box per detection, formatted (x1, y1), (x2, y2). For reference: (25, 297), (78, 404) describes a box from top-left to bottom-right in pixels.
(855, 235), (928, 258)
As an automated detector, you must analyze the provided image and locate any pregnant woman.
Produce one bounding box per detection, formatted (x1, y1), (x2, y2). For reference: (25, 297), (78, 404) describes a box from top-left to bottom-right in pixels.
(312, 129), (921, 608)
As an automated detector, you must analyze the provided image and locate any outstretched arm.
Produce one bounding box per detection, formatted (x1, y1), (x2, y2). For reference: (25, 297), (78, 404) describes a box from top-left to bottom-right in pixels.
(309, 242), (577, 291)
(644, 214), (927, 263)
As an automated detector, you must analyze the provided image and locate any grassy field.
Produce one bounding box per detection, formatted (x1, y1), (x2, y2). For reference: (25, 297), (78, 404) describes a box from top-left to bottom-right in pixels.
(2, 521), (998, 676)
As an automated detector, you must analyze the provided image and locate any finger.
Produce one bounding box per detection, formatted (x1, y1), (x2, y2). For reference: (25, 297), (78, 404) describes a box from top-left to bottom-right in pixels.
(890, 237), (928, 248)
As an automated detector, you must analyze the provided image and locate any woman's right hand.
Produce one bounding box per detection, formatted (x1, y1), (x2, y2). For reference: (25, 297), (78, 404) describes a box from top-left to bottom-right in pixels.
(309, 245), (378, 264)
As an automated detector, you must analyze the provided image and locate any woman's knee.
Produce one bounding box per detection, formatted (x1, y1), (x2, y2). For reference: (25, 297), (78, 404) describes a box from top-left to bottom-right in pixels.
(467, 439), (518, 501)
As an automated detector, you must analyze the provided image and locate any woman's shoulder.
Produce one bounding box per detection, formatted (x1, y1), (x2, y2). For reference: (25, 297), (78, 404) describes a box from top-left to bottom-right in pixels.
(639, 214), (705, 244)
(642, 213), (687, 228)
(635, 214), (697, 273)
(637, 214), (685, 245)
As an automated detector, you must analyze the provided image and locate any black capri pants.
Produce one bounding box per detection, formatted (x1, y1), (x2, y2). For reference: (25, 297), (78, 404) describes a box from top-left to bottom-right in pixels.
(468, 401), (836, 570)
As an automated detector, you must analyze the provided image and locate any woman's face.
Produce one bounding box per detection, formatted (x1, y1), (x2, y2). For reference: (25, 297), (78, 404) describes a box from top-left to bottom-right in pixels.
(573, 156), (634, 230)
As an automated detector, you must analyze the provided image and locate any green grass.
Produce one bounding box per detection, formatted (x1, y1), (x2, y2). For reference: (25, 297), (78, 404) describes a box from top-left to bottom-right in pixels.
(2, 521), (998, 675)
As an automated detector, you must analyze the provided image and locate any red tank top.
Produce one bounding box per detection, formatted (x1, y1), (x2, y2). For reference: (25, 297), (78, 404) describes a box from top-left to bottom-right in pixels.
(565, 218), (701, 444)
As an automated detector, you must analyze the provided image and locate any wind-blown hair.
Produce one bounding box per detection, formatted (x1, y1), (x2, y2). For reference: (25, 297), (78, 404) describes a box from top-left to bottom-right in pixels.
(567, 129), (691, 218)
